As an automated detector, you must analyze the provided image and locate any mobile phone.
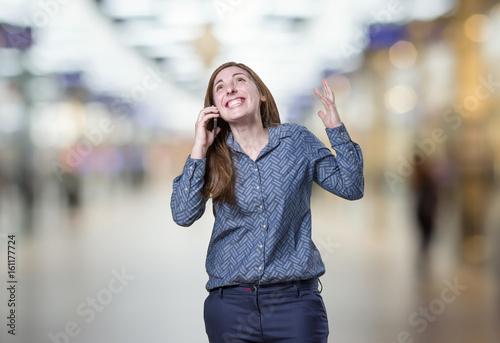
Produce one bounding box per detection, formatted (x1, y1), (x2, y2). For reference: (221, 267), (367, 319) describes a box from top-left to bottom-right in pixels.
(213, 118), (217, 139)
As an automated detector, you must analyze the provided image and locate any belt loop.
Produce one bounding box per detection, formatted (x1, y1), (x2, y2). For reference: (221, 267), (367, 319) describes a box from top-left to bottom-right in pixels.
(293, 281), (299, 298)
(318, 278), (323, 293)
(218, 287), (223, 299)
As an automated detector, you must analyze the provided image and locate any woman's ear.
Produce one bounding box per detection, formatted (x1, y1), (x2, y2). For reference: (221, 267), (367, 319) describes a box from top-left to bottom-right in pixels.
(260, 95), (266, 102)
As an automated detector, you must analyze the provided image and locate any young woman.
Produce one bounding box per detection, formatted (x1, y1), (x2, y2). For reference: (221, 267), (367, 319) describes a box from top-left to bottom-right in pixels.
(171, 62), (364, 343)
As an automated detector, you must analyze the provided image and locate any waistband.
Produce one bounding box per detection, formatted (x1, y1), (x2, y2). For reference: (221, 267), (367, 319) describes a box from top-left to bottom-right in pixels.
(209, 278), (321, 296)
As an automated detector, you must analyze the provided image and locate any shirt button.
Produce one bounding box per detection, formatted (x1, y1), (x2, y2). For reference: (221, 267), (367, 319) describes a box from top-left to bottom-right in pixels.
(340, 132), (344, 136)
(259, 244), (263, 248)
(184, 187), (188, 191)
(259, 205), (263, 209)
(350, 150), (353, 154)
(263, 224), (266, 228)
(255, 168), (258, 172)
(256, 186), (260, 189)
(189, 166), (193, 169)
(258, 266), (262, 270)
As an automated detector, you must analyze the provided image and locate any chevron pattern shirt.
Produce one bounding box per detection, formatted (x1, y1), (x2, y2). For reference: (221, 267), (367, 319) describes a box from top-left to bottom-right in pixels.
(171, 122), (364, 291)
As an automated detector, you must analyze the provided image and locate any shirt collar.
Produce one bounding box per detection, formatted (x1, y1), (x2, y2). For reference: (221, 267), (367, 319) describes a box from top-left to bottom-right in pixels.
(226, 124), (291, 157)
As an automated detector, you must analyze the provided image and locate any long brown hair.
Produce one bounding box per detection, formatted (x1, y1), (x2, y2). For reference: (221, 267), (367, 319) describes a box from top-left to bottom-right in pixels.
(201, 62), (281, 205)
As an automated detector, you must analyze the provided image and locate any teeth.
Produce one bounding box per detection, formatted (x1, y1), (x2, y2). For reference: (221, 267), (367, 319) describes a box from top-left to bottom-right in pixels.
(228, 99), (243, 108)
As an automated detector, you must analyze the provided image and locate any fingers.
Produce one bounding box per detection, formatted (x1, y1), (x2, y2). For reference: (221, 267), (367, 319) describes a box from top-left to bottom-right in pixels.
(315, 79), (335, 104)
(314, 88), (331, 110)
(314, 81), (337, 112)
(322, 79), (335, 103)
(193, 107), (221, 152)
(314, 86), (330, 103)
(198, 106), (219, 118)
(313, 87), (326, 102)
(197, 106), (220, 127)
(197, 106), (219, 121)
(315, 80), (342, 129)
(202, 111), (220, 123)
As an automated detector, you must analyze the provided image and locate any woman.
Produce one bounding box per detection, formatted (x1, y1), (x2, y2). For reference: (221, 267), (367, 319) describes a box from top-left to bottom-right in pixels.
(170, 62), (364, 343)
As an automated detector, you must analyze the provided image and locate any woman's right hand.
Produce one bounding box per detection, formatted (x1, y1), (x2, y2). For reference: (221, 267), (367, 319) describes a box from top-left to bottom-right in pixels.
(191, 106), (221, 159)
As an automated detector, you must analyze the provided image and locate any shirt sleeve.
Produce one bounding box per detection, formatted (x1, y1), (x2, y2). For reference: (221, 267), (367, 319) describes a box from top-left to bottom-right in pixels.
(302, 123), (364, 200)
(170, 155), (208, 226)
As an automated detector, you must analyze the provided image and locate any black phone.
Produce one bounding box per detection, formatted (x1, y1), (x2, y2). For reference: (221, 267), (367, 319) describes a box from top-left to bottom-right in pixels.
(213, 117), (217, 139)
(207, 104), (218, 139)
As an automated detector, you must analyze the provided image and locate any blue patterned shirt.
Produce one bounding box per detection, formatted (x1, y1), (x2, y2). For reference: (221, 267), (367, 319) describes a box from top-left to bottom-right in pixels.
(171, 123), (364, 291)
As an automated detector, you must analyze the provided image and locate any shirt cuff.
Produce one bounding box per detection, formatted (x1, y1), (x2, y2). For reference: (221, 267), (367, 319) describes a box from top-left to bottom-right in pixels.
(325, 123), (352, 147)
(184, 155), (206, 179)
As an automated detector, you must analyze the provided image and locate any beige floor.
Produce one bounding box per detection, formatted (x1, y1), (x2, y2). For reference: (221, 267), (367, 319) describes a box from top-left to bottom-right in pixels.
(0, 175), (499, 343)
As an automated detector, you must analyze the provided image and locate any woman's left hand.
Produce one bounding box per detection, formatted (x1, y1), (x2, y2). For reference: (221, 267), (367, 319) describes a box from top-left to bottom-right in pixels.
(313, 79), (342, 129)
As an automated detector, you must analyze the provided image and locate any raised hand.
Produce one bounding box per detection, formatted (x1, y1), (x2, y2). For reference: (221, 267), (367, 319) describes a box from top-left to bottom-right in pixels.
(191, 106), (221, 159)
(313, 79), (342, 129)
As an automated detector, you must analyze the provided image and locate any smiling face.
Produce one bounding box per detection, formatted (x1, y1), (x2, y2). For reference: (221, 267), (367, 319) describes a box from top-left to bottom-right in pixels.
(212, 66), (266, 125)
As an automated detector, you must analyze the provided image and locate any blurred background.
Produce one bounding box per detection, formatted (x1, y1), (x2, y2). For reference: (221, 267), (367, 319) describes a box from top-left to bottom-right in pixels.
(0, 0), (499, 342)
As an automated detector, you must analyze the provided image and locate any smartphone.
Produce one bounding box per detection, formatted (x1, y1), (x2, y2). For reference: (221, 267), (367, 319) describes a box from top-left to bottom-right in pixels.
(207, 104), (218, 140)
(213, 118), (217, 139)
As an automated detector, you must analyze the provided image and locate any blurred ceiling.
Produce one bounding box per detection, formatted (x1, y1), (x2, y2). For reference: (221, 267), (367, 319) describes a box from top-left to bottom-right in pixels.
(0, 0), (458, 130)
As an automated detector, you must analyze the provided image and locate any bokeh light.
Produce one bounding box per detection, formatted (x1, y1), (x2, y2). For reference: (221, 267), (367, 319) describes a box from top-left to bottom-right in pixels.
(464, 13), (492, 42)
(384, 84), (418, 113)
(326, 74), (351, 101)
(389, 40), (418, 69)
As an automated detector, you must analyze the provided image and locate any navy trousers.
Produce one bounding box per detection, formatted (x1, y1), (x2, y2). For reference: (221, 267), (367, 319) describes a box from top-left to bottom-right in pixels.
(203, 278), (329, 343)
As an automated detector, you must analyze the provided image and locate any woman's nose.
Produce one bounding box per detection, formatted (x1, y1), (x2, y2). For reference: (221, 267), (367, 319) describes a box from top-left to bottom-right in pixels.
(226, 84), (236, 94)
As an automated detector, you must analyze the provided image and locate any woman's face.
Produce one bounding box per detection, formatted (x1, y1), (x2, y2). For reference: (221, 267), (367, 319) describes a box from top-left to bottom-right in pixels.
(212, 66), (265, 125)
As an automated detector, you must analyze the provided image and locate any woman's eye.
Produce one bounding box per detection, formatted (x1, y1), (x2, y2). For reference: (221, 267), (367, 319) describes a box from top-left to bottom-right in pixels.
(237, 78), (245, 82)
(216, 85), (223, 91)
